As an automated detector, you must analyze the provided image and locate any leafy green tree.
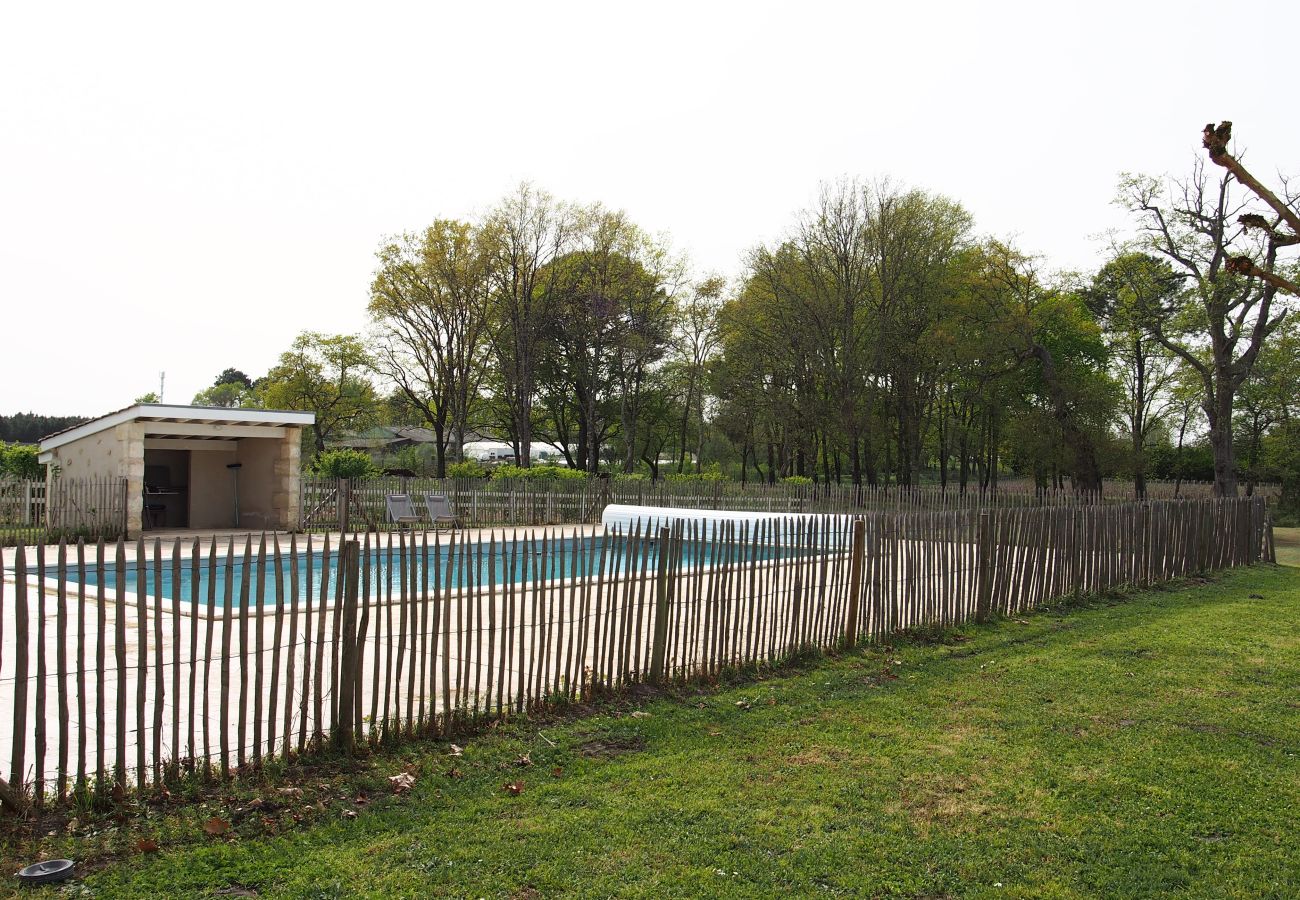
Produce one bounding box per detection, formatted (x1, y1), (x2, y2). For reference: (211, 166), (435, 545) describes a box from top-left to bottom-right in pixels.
(0, 443), (42, 479)
(0, 414), (87, 444)
(369, 220), (493, 477)
(741, 180), (973, 485)
(260, 331), (378, 454)
(540, 208), (682, 474)
(671, 275), (724, 473)
(1238, 318), (1300, 495)
(1084, 252), (1181, 497)
(215, 368), (253, 388)
(960, 241), (1117, 493)
(192, 381), (253, 408)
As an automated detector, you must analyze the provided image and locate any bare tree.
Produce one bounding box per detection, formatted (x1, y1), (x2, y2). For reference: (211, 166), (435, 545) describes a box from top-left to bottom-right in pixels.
(1201, 122), (1300, 297)
(483, 184), (573, 467)
(1120, 122), (1296, 496)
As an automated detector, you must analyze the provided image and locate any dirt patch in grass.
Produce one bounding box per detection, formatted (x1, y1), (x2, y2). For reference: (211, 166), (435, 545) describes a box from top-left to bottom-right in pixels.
(577, 731), (646, 758)
(924, 722), (981, 756)
(890, 772), (988, 829)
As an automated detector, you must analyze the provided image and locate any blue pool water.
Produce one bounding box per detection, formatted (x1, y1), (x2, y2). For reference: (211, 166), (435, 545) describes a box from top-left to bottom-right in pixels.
(46, 536), (776, 607)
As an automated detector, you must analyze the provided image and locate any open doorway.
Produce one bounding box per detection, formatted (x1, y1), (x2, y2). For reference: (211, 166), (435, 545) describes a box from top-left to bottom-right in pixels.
(142, 448), (190, 529)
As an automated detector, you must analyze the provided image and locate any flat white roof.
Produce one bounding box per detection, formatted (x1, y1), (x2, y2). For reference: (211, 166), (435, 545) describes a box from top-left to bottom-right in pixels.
(39, 404), (316, 454)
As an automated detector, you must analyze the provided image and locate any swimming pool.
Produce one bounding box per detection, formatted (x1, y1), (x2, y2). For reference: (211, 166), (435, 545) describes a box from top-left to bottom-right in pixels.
(48, 535), (785, 608)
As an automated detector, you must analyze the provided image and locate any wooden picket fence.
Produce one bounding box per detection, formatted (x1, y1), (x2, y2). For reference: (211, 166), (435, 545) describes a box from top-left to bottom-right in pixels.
(301, 475), (1266, 532)
(0, 496), (1272, 810)
(0, 478), (128, 547)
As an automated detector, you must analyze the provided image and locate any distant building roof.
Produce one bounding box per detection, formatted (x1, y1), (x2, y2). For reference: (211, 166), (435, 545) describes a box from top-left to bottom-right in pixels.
(329, 426), (498, 450)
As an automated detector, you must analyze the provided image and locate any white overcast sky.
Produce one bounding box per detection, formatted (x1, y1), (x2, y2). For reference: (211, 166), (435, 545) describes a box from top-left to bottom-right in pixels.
(2, 0), (1296, 417)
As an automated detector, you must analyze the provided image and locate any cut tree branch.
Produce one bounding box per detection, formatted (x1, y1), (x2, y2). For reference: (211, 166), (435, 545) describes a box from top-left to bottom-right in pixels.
(1203, 121), (1300, 242)
(1225, 255), (1300, 296)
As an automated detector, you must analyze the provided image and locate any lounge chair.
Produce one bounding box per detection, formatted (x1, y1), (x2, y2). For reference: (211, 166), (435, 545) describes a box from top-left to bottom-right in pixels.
(385, 493), (424, 528)
(422, 492), (462, 530)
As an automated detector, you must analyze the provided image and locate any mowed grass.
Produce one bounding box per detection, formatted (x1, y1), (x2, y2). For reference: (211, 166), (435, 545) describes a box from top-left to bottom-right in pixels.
(20, 566), (1300, 899)
(1273, 526), (1300, 568)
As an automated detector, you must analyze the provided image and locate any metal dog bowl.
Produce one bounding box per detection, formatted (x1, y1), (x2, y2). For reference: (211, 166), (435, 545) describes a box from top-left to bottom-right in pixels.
(15, 859), (74, 885)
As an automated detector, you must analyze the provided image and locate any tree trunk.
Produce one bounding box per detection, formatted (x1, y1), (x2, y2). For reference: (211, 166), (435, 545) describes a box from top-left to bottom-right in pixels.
(434, 422), (447, 479)
(677, 374), (695, 474)
(1205, 380), (1238, 497)
(514, 381), (533, 468)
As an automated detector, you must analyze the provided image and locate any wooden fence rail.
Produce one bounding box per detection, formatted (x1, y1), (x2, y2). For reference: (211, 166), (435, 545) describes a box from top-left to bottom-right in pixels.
(0, 496), (1272, 807)
(302, 475), (1277, 532)
(0, 478), (127, 547)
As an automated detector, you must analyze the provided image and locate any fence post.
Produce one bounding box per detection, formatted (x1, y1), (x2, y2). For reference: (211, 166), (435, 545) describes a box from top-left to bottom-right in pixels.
(1071, 507), (1082, 601)
(337, 478), (351, 535)
(976, 511), (993, 623)
(1138, 501), (1150, 587)
(648, 526), (673, 685)
(843, 517), (867, 646)
(334, 538), (360, 753)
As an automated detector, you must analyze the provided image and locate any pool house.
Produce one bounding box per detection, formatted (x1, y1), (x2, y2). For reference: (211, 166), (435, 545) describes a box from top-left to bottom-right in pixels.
(38, 403), (315, 536)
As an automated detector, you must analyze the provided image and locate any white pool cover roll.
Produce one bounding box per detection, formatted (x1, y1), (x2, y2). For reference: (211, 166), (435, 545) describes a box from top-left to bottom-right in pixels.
(600, 504), (857, 549)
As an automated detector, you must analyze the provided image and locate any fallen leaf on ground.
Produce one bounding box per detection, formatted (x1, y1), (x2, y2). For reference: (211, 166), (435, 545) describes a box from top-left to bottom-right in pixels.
(448, 743), (465, 756)
(135, 837), (159, 853)
(389, 772), (417, 794)
(446, 767), (464, 779)
(202, 816), (231, 836)
(515, 753), (533, 768)
(277, 787), (303, 799)
(504, 780), (525, 795)
(551, 766), (564, 778)
(630, 711), (651, 718)
(341, 809), (358, 819)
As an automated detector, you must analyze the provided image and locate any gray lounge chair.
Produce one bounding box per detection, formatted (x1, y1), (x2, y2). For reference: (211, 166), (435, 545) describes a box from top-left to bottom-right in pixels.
(422, 492), (461, 530)
(385, 493), (424, 528)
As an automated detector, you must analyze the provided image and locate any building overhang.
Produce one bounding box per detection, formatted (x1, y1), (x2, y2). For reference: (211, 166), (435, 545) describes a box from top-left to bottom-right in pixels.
(37, 404), (316, 463)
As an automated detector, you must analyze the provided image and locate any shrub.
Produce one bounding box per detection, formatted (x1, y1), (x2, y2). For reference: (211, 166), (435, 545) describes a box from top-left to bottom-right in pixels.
(781, 475), (814, 485)
(613, 472), (648, 483)
(0, 443), (42, 480)
(664, 464), (727, 484)
(446, 459), (487, 479)
(310, 448), (380, 479)
(490, 463), (588, 482)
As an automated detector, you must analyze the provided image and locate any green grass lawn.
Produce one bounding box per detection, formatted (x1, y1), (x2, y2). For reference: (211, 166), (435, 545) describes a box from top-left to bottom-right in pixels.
(1273, 526), (1300, 568)
(10, 566), (1300, 899)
